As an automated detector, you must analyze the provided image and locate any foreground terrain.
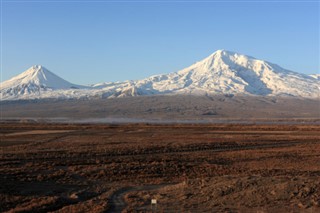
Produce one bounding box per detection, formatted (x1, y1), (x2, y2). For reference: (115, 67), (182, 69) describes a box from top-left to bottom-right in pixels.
(0, 122), (319, 212)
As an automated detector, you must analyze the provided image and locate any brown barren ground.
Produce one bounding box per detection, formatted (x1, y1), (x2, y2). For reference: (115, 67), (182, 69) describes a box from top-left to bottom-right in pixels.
(0, 123), (319, 212)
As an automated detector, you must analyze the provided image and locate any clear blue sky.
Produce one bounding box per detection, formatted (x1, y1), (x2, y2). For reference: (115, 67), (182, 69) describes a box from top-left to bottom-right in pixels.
(1, 0), (319, 85)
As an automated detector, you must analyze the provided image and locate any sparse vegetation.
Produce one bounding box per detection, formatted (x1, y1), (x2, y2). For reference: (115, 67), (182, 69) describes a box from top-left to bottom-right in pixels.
(0, 123), (319, 212)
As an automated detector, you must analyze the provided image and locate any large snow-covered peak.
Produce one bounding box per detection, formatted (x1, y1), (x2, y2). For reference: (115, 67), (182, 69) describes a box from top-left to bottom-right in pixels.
(201, 49), (263, 69)
(209, 49), (255, 60)
(137, 50), (319, 97)
(177, 50), (259, 76)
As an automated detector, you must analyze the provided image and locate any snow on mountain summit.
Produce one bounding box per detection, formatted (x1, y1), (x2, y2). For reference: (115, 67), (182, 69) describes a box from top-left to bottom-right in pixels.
(0, 65), (85, 99)
(128, 50), (319, 98)
(1, 50), (319, 100)
(1, 65), (81, 89)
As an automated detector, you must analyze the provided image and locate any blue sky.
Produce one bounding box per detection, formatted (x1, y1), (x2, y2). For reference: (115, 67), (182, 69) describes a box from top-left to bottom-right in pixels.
(1, 1), (319, 85)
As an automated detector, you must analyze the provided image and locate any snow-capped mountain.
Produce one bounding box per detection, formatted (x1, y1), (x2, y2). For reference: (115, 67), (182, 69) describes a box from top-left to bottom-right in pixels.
(0, 65), (87, 99)
(1, 50), (319, 100)
(127, 50), (319, 97)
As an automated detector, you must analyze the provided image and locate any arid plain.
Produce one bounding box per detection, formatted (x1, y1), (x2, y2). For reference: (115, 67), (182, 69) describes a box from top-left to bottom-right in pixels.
(1, 122), (319, 212)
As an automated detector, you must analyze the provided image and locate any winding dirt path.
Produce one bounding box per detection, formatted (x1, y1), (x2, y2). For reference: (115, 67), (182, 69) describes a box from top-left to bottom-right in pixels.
(107, 183), (174, 213)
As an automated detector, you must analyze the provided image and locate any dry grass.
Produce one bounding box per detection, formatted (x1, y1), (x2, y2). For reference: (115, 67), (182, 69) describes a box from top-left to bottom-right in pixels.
(0, 123), (319, 212)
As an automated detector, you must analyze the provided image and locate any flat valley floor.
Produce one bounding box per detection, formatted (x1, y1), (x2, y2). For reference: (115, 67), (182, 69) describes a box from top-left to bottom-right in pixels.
(0, 123), (319, 212)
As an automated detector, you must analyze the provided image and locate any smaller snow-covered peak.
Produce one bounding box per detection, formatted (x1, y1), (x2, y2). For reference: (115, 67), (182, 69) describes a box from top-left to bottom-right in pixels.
(10, 64), (50, 79)
(31, 64), (43, 70)
(23, 64), (45, 73)
(18, 65), (50, 81)
(1, 65), (83, 91)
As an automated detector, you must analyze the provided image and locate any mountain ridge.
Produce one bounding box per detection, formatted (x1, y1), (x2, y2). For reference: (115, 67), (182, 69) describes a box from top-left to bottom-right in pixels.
(1, 50), (319, 100)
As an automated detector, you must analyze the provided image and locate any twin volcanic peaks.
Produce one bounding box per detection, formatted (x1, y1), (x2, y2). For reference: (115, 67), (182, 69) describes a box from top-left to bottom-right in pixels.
(16, 49), (238, 79)
(1, 50), (319, 100)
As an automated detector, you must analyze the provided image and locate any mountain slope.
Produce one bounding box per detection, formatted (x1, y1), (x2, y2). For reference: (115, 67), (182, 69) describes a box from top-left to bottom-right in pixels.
(119, 50), (319, 98)
(1, 50), (319, 100)
(1, 65), (86, 99)
(310, 74), (320, 80)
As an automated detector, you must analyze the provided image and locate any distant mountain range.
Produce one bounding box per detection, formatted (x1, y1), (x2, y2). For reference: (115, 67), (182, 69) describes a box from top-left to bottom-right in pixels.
(1, 50), (319, 100)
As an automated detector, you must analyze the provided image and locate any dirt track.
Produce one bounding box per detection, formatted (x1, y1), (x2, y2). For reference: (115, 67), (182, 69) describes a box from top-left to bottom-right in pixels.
(108, 184), (174, 213)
